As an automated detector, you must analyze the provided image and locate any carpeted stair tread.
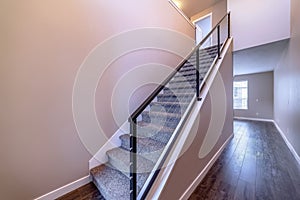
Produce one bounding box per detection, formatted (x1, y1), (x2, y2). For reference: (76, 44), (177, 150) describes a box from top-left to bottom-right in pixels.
(149, 101), (190, 113)
(135, 121), (174, 144)
(157, 92), (195, 100)
(106, 148), (154, 189)
(156, 96), (194, 103)
(89, 44), (220, 199)
(141, 110), (182, 128)
(158, 91), (195, 97)
(163, 87), (195, 95)
(171, 75), (197, 83)
(149, 101), (190, 116)
(189, 54), (216, 61)
(107, 147), (155, 174)
(168, 81), (196, 89)
(178, 66), (196, 72)
(174, 70), (205, 77)
(91, 164), (137, 200)
(183, 62), (212, 71)
(137, 121), (175, 132)
(119, 134), (165, 163)
(178, 66), (212, 74)
(142, 110), (181, 119)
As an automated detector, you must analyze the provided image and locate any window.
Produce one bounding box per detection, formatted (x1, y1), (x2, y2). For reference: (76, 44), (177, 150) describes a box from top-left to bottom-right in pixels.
(233, 81), (248, 109)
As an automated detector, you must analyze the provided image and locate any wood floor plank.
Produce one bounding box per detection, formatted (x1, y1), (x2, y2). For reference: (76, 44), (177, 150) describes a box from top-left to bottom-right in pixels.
(189, 120), (300, 200)
(234, 179), (255, 200)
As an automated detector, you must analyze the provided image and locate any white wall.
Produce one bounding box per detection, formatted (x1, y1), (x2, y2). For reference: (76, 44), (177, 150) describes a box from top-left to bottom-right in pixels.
(228, 0), (290, 51)
(195, 15), (212, 45)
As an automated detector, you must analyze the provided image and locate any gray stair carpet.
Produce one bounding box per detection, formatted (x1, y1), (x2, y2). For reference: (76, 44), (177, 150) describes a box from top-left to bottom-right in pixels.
(90, 45), (218, 200)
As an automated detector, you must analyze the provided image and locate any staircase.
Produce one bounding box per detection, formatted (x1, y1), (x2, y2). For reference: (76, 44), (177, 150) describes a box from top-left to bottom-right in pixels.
(90, 45), (219, 200)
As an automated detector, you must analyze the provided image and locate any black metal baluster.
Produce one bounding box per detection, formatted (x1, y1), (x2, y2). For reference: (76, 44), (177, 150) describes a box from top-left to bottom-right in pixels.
(127, 12), (231, 199)
(129, 118), (137, 200)
(217, 25), (221, 59)
(196, 49), (201, 101)
(228, 12), (231, 39)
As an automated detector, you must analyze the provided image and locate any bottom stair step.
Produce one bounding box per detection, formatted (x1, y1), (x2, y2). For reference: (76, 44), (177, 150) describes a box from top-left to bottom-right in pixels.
(91, 164), (139, 200)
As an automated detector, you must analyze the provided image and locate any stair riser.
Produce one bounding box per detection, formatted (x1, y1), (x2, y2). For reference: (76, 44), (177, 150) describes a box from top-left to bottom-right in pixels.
(163, 88), (195, 95)
(183, 61), (213, 69)
(188, 55), (215, 62)
(172, 74), (196, 81)
(185, 59), (214, 66)
(169, 80), (197, 87)
(179, 67), (196, 73)
(141, 116), (181, 128)
(120, 138), (164, 163)
(179, 64), (211, 73)
(91, 165), (136, 200)
(106, 156), (151, 189)
(175, 69), (209, 77)
(157, 95), (194, 103)
(148, 132), (172, 144)
(168, 83), (196, 89)
(141, 112), (181, 122)
(137, 127), (173, 144)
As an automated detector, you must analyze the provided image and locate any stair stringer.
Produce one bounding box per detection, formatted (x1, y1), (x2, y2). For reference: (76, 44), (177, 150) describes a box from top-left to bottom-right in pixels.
(143, 38), (233, 200)
(88, 39), (233, 199)
(89, 122), (129, 169)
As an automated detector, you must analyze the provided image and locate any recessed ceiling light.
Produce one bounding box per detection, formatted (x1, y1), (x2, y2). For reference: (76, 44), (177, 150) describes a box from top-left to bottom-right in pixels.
(173, 0), (183, 9)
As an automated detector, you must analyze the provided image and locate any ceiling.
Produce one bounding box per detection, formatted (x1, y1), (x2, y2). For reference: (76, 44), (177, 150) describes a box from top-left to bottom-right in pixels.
(172, 0), (223, 18)
(233, 39), (289, 76)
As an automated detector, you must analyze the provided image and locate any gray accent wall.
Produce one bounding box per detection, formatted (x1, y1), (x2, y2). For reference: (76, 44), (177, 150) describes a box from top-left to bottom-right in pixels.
(274, 0), (300, 157)
(234, 72), (274, 120)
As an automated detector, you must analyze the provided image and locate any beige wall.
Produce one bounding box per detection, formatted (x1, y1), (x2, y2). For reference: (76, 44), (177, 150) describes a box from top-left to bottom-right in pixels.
(0, 0), (195, 199)
(234, 71), (274, 120)
(274, 0), (300, 156)
(159, 40), (233, 199)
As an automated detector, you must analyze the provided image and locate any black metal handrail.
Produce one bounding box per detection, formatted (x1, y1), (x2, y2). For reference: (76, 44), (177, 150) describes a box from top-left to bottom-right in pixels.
(130, 12), (230, 120)
(129, 12), (231, 200)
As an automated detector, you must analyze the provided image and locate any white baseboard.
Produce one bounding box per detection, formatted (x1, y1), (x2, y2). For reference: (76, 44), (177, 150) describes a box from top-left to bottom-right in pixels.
(235, 117), (299, 165)
(34, 175), (91, 200)
(180, 134), (234, 200)
(273, 122), (300, 165)
(234, 116), (274, 123)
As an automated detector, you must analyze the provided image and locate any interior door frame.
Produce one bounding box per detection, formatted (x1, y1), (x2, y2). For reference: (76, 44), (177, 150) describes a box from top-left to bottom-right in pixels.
(193, 13), (213, 46)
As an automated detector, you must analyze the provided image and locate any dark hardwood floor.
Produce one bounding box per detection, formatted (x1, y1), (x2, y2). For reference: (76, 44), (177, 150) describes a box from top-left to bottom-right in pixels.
(55, 182), (103, 200)
(56, 120), (300, 200)
(189, 120), (300, 200)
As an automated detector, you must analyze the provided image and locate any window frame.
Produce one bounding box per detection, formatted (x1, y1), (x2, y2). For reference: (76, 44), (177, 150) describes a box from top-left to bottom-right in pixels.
(233, 80), (248, 110)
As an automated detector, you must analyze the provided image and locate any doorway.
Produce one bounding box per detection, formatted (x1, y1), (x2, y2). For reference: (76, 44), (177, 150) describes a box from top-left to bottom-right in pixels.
(194, 13), (212, 47)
